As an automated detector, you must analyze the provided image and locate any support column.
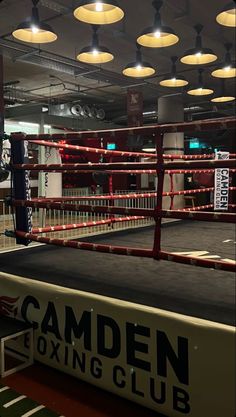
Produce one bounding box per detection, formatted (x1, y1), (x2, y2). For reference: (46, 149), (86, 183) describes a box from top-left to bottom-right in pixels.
(158, 95), (185, 209)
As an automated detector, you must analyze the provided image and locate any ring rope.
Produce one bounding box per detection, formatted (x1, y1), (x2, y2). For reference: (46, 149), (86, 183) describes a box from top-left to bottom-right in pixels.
(12, 138), (236, 161)
(32, 216), (146, 234)
(9, 115), (236, 272)
(15, 231), (236, 273)
(12, 159), (236, 172)
(30, 187), (236, 203)
(12, 200), (236, 223)
(11, 116), (235, 141)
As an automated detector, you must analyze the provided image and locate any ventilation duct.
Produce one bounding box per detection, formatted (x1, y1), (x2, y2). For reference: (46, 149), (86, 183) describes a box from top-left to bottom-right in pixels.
(70, 104), (105, 120)
(71, 104), (83, 117)
(96, 108), (105, 120)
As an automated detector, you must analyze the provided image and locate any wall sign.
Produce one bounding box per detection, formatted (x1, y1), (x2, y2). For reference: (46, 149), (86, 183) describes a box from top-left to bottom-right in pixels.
(0, 273), (235, 417)
(214, 151), (230, 211)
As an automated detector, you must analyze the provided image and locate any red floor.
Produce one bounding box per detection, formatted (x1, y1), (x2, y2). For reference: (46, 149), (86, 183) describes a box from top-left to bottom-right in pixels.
(2, 364), (162, 417)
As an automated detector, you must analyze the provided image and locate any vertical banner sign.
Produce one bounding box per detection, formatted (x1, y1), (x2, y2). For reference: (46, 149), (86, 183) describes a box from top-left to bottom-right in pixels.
(11, 139), (32, 245)
(127, 89), (143, 127)
(214, 151), (230, 211)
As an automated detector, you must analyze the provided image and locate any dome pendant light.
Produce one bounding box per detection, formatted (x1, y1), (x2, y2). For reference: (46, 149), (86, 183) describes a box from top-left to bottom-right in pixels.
(216, 2), (236, 27)
(137, 0), (179, 48)
(211, 79), (235, 103)
(74, 0), (124, 25)
(12, 0), (57, 44)
(160, 56), (189, 87)
(77, 25), (114, 64)
(142, 140), (156, 153)
(181, 24), (217, 65)
(123, 44), (155, 78)
(187, 69), (214, 96)
(211, 43), (236, 79)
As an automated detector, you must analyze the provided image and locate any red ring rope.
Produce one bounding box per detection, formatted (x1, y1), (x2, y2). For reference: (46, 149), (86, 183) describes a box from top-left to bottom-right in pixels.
(32, 216), (146, 234)
(12, 200), (236, 223)
(10, 115), (236, 272)
(31, 187), (236, 203)
(11, 116), (235, 142)
(15, 231), (236, 273)
(16, 138), (236, 161)
(12, 159), (236, 173)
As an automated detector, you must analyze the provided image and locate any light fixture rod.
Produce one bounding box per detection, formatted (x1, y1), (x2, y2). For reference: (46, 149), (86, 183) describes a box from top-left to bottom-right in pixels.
(92, 25), (100, 48)
(225, 43), (232, 66)
(171, 56), (178, 76)
(152, 0), (163, 13)
(136, 43), (142, 63)
(220, 78), (225, 94)
(198, 68), (204, 87)
(194, 24), (203, 49)
(32, 5), (40, 23)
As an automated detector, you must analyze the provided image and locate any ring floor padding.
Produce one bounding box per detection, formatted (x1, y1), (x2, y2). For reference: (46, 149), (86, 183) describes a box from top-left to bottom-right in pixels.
(0, 221), (235, 326)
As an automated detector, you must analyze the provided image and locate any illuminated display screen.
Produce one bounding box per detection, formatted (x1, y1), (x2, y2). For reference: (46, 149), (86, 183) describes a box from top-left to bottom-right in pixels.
(107, 143), (116, 150)
(189, 139), (200, 149)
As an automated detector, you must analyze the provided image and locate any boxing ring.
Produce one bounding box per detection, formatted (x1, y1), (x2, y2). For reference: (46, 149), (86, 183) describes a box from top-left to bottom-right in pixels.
(0, 116), (235, 417)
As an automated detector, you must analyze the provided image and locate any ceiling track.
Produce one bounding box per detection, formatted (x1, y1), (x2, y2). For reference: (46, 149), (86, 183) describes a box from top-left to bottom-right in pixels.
(0, 38), (144, 88)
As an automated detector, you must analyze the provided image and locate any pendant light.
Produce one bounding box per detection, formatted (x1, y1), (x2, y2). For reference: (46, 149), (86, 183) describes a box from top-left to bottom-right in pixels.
(216, 2), (236, 27)
(12, 0), (57, 44)
(74, 0), (124, 25)
(187, 69), (214, 96)
(77, 25), (114, 64)
(137, 0), (179, 48)
(211, 79), (235, 103)
(142, 140), (156, 152)
(211, 43), (236, 79)
(160, 56), (188, 87)
(123, 44), (155, 78)
(181, 24), (217, 65)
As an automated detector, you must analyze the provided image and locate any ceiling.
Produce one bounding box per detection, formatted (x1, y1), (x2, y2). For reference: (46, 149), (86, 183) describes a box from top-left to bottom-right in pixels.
(0, 0), (235, 125)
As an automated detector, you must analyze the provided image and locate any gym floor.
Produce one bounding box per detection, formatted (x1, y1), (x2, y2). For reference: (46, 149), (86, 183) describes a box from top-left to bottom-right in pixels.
(1, 363), (162, 417)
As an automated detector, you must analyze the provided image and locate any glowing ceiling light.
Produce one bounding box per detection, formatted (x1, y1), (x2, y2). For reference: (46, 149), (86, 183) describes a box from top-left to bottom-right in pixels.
(181, 24), (217, 65)
(137, 0), (179, 48)
(12, 0), (57, 44)
(187, 68), (214, 96)
(95, 1), (103, 12)
(154, 31), (161, 38)
(74, 0), (124, 25)
(211, 96), (235, 103)
(216, 2), (236, 27)
(211, 43), (236, 79)
(211, 79), (235, 102)
(160, 56), (189, 88)
(123, 44), (155, 78)
(77, 25), (114, 64)
(31, 25), (39, 34)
